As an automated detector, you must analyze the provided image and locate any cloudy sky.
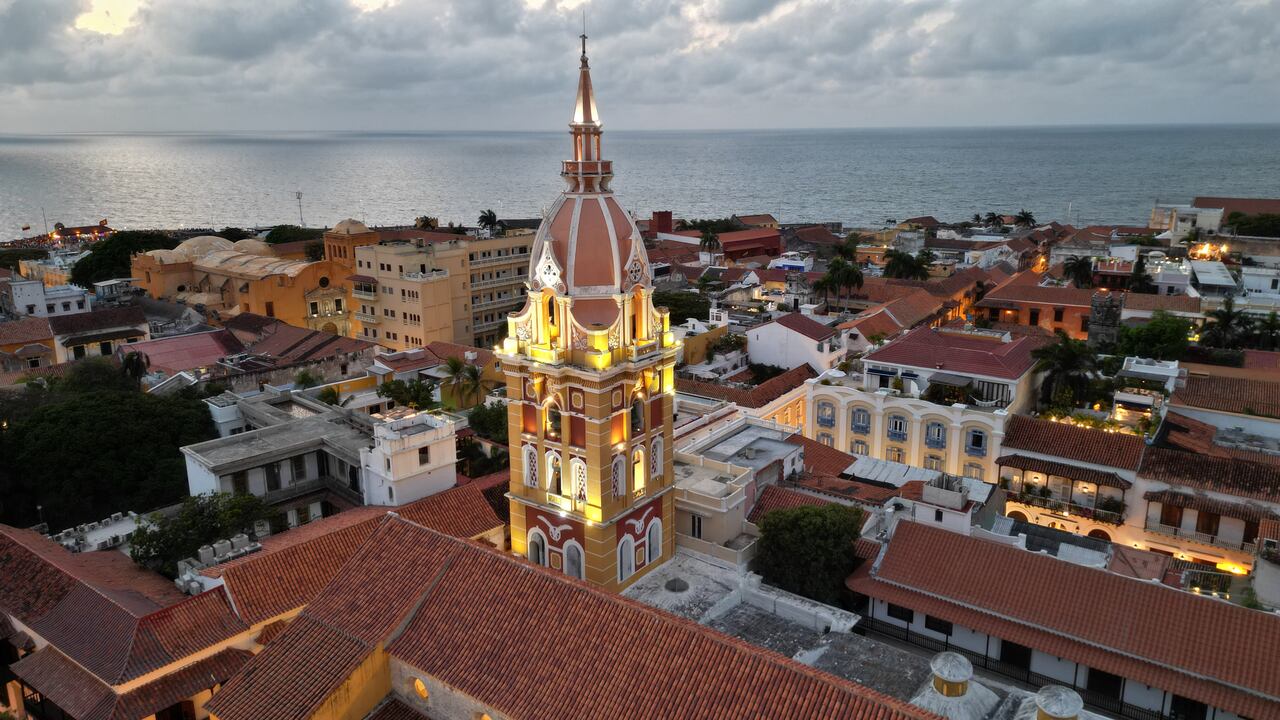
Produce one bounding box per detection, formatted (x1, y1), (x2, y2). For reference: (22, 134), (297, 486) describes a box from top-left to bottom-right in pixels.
(1, 0), (1278, 133)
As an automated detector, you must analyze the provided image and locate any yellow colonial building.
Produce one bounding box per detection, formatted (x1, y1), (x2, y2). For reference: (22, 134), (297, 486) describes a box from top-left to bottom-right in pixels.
(500, 39), (677, 592)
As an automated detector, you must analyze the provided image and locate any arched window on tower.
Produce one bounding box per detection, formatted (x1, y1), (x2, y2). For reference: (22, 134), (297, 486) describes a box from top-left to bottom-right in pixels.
(523, 445), (539, 488)
(646, 518), (663, 565)
(611, 454), (627, 498)
(632, 448), (645, 496)
(545, 401), (562, 440)
(650, 438), (663, 482)
(546, 452), (563, 495)
(564, 541), (584, 580)
(630, 396), (645, 435)
(571, 458), (588, 504)
(617, 535), (635, 582)
(527, 529), (547, 566)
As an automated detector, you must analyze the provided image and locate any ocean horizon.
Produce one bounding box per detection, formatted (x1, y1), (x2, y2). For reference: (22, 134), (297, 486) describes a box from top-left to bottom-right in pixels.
(2, 124), (1278, 239)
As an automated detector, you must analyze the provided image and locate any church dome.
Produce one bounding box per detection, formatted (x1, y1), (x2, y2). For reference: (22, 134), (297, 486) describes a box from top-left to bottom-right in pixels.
(143, 249), (186, 264)
(331, 218), (370, 235)
(526, 40), (649, 299)
(232, 238), (274, 256)
(173, 235), (234, 261)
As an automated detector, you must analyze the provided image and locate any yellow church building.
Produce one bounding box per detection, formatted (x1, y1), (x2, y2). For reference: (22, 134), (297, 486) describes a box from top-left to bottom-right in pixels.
(499, 36), (678, 592)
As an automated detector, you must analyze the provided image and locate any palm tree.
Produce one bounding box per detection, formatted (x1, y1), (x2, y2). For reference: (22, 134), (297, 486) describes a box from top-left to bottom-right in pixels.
(972, 213), (982, 224)
(1015, 209), (1036, 227)
(984, 212), (1002, 228)
(823, 258), (864, 311)
(121, 351), (149, 388)
(835, 233), (862, 262)
(441, 356), (469, 407)
(699, 229), (722, 260)
(458, 364), (489, 406)
(1201, 297), (1253, 349)
(811, 274), (835, 307)
(1129, 254), (1157, 294)
(414, 216), (439, 230)
(1032, 330), (1096, 408)
(1253, 311), (1280, 351)
(478, 209), (498, 233)
(1063, 255), (1094, 288)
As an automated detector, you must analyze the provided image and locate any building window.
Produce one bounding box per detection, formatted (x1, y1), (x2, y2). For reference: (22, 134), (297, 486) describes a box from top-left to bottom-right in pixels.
(265, 463), (280, 492)
(334, 298), (343, 312)
(265, 301), (275, 317)
(925, 422), (946, 449)
(291, 455), (306, 482)
(924, 455), (943, 471)
(851, 440), (869, 455)
(545, 402), (562, 439)
(231, 471), (248, 495)
(527, 530), (547, 566)
(564, 542), (584, 579)
(1053, 307), (1064, 323)
(418, 446), (430, 466)
(630, 397), (645, 434)
(618, 536), (635, 582)
(76, 300), (84, 309)
(965, 429), (987, 457)
(964, 463), (985, 481)
(887, 415), (908, 441)
(99, 341), (112, 356)
(924, 615), (953, 635)
(632, 448), (646, 495)
(816, 401), (836, 428)
(650, 438), (663, 481)
(885, 446), (905, 463)
(690, 514), (703, 539)
(523, 445), (539, 487)
(850, 407), (871, 434)
(818, 433), (834, 447)
(571, 458), (587, 504)
(612, 455), (627, 498)
(547, 452), (563, 495)
(309, 301), (319, 316)
(886, 603), (914, 623)
(646, 519), (663, 564)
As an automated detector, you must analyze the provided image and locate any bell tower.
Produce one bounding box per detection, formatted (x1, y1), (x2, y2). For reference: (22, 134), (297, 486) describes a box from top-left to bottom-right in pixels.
(499, 37), (677, 591)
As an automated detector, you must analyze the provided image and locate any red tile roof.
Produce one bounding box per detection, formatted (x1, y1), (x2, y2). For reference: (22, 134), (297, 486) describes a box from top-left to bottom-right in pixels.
(366, 699), (430, 720)
(211, 485), (502, 624)
(243, 317), (376, 362)
(734, 213), (779, 226)
(0, 316), (53, 344)
(1193, 196), (1280, 220)
(864, 325), (1046, 380)
(10, 646), (116, 720)
(1002, 415), (1146, 471)
(1171, 374), (1280, 418)
(850, 521), (1280, 719)
(766, 312), (838, 341)
(1143, 489), (1278, 524)
(676, 363), (816, 408)
(748, 484), (832, 523)
(426, 340), (496, 368)
(1122, 293), (1201, 313)
(46, 305), (147, 336)
(978, 280), (1093, 308)
(1161, 412), (1280, 467)
(791, 224), (841, 245)
(113, 648), (252, 720)
(125, 329), (246, 374)
(1139, 446), (1280, 504)
(786, 433), (857, 476)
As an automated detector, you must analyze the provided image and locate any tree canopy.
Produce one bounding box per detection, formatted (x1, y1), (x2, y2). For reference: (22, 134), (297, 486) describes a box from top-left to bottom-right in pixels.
(129, 493), (271, 578)
(467, 402), (509, 445)
(376, 378), (437, 409)
(0, 247), (47, 272)
(677, 217), (739, 234)
(1117, 311), (1189, 360)
(1227, 212), (1280, 238)
(652, 290), (710, 325)
(69, 230), (175, 287)
(264, 224), (325, 244)
(754, 503), (864, 606)
(0, 359), (217, 530)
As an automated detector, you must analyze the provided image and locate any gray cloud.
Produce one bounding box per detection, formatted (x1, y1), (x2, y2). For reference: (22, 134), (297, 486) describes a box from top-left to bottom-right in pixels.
(0, 0), (1277, 131)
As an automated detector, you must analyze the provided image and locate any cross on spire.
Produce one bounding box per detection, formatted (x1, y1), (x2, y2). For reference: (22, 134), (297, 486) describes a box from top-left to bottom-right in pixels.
(580, 11), (588, 62)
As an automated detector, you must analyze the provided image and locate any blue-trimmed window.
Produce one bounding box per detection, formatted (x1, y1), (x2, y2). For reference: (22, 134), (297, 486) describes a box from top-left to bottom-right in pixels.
(887, 415), (908, 442)
(816, 401), (836, 428)
(851, 440), (869, 455)
(925, 422), (947, 449)
(965, 429), (988, 457)
(850, 408), (871, 434)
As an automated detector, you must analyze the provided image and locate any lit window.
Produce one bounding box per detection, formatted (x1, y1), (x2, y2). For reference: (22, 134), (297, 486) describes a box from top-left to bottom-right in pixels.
(527, 530), (547, 566)
(632, 448), (645, 495)
(413, 678), (429, 700)
(851, 440), (869, 455)
(547, 453), (563, 495)
(964, 463), (985, 481)
(545, 402), (562, 439)
(924, 455), (943, 471)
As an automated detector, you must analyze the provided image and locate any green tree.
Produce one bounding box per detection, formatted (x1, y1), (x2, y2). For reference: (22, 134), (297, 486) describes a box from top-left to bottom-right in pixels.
(1117, 311), (1189, 360)
(468, 402), (509, 445)
(294, 369), (320, 388)
(1252, 311), (1280, 351)
(652, 291), (710, 325)
(1032, 330), (1097, 408)
(121, 351), (151, 388)
(0, 247), (47, 272)
(1015, 209), (1036, 227)
(699, 229), (722, 258)
(304, 241), (325, 261)
(1201, 297), (1253, 349)
(1063, 255), (1094, 288)
(214, 227), (251, 241)
(264, 225), (324, 244)
(882, 249), (931, 281)
(755, 503), (863, 606)
(129, 493), (272, 577)
(317, 386), (341, 405)
(376, 378), (437, 409)
(414, 216), (439, 230)
(677, 217), (739, 234)
(1227, 212), (1280, 238)
(971, 213), (982, 224)
(478, 209), (499, 232)
(984, 211), (1002, 228)
(69, 230), (175, 286)
(1129, 254), (1157, 294)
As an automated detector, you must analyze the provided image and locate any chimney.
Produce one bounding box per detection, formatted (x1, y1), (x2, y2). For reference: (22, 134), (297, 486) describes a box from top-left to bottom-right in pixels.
(1034, 686), (1083, 720)
(652, 210), (673, 235)
(929, 652), (972, 698)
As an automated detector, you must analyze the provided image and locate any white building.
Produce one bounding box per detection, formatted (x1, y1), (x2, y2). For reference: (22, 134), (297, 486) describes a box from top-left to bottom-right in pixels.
(0, 277), (92, 317)
(767, 252), (813, 272)
(745, 312), (844, 372)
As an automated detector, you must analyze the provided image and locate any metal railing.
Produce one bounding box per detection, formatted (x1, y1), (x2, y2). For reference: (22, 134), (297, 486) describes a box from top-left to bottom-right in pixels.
(472, 295), (524, 311)
(470, 274), (526, 290)
(261, 475), (362, 508)
(352, 288), (377, 299)
(1144, 521), (1256, 553)
(353, 311), (380, 323)
(471, 252), (530, 267)
(473, 318), (507, 332)
(859, 617), (1168, 720)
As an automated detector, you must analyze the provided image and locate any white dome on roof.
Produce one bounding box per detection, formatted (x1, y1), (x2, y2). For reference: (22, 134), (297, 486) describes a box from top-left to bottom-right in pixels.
(233, 238), (273, 256)
(331, 219), (370, 235)
(174, 235), (234, 261)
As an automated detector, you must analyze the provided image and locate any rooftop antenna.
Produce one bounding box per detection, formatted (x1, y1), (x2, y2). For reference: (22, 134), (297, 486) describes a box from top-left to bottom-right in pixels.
(295, 190), (305, 227)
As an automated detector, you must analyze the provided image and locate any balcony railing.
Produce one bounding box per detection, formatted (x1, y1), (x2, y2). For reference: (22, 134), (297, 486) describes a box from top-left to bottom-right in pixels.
(470, 274), (525, 290)
(965, 445), (987, 458)
(851, 422), (870, 435)
(925, 436), (946, 450)
(1010, 491), (1124, 526)
(471, 252), (530, 267)
(472, 295), (524, 311)
(1144, 520), (1257, 554)
(353, 311), (379, 323)
(261, 475), (362, 508)
(352, 287), (377, 300)
(816, 416), (836, 428)
(474, 318), (507, 333)
(887, 429), (908, 442)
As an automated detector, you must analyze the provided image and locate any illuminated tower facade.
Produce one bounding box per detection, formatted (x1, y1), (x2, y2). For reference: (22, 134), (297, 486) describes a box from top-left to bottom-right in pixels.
(500, 36), (677, 591)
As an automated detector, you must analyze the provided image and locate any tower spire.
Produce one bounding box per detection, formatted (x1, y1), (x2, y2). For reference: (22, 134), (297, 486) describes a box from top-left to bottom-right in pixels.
(565, 31), (608, 193)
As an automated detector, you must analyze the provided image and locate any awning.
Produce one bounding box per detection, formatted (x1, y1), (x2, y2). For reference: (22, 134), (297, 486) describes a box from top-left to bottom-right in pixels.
(347, 274), (376, 283)
(928, 372), (972, 388)
(59, 328), (146, 347)
(997, 454), (1131, 489)
(11, 647), (116, 720)
(1143, 490), (1278, 524)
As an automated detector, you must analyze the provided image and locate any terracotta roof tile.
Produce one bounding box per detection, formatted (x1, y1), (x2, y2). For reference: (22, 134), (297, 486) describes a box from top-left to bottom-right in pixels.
(791, 225), (841, 245)
(425, 340), (495, 368)
(366, 699), (430, 720)
(1139, 446), (1280, 504)
(46, 305), (146, 336)
(850, 521), (1280, 719)
(1161, 412), (1280, 467)
(113, 648), (252, 720)
(766, 312), (838, 341)
(1171, 374), (1280, 418)
(978, 281), (1093, 308)
(10, 647), (116, 720)
(785, 433), (857, 476)
(676, 364), (816, 408)
(1142, 489), (1279, 524)
(1193, 196), (1280, 219)
(0, 316), (53, 344)
(996, 454), (1131, 489)
(864, 325), (1047, 380)
(1122, 293), (1201, 313)
(748, 484), (832, 523)
(1002, 415), (1146, 471)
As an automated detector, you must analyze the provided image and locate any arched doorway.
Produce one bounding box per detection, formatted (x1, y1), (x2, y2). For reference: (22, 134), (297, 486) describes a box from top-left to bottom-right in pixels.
(321, 322), (338, 334)
(1087, 529), (1112, 542)
(1007, 510), (1028, 523)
